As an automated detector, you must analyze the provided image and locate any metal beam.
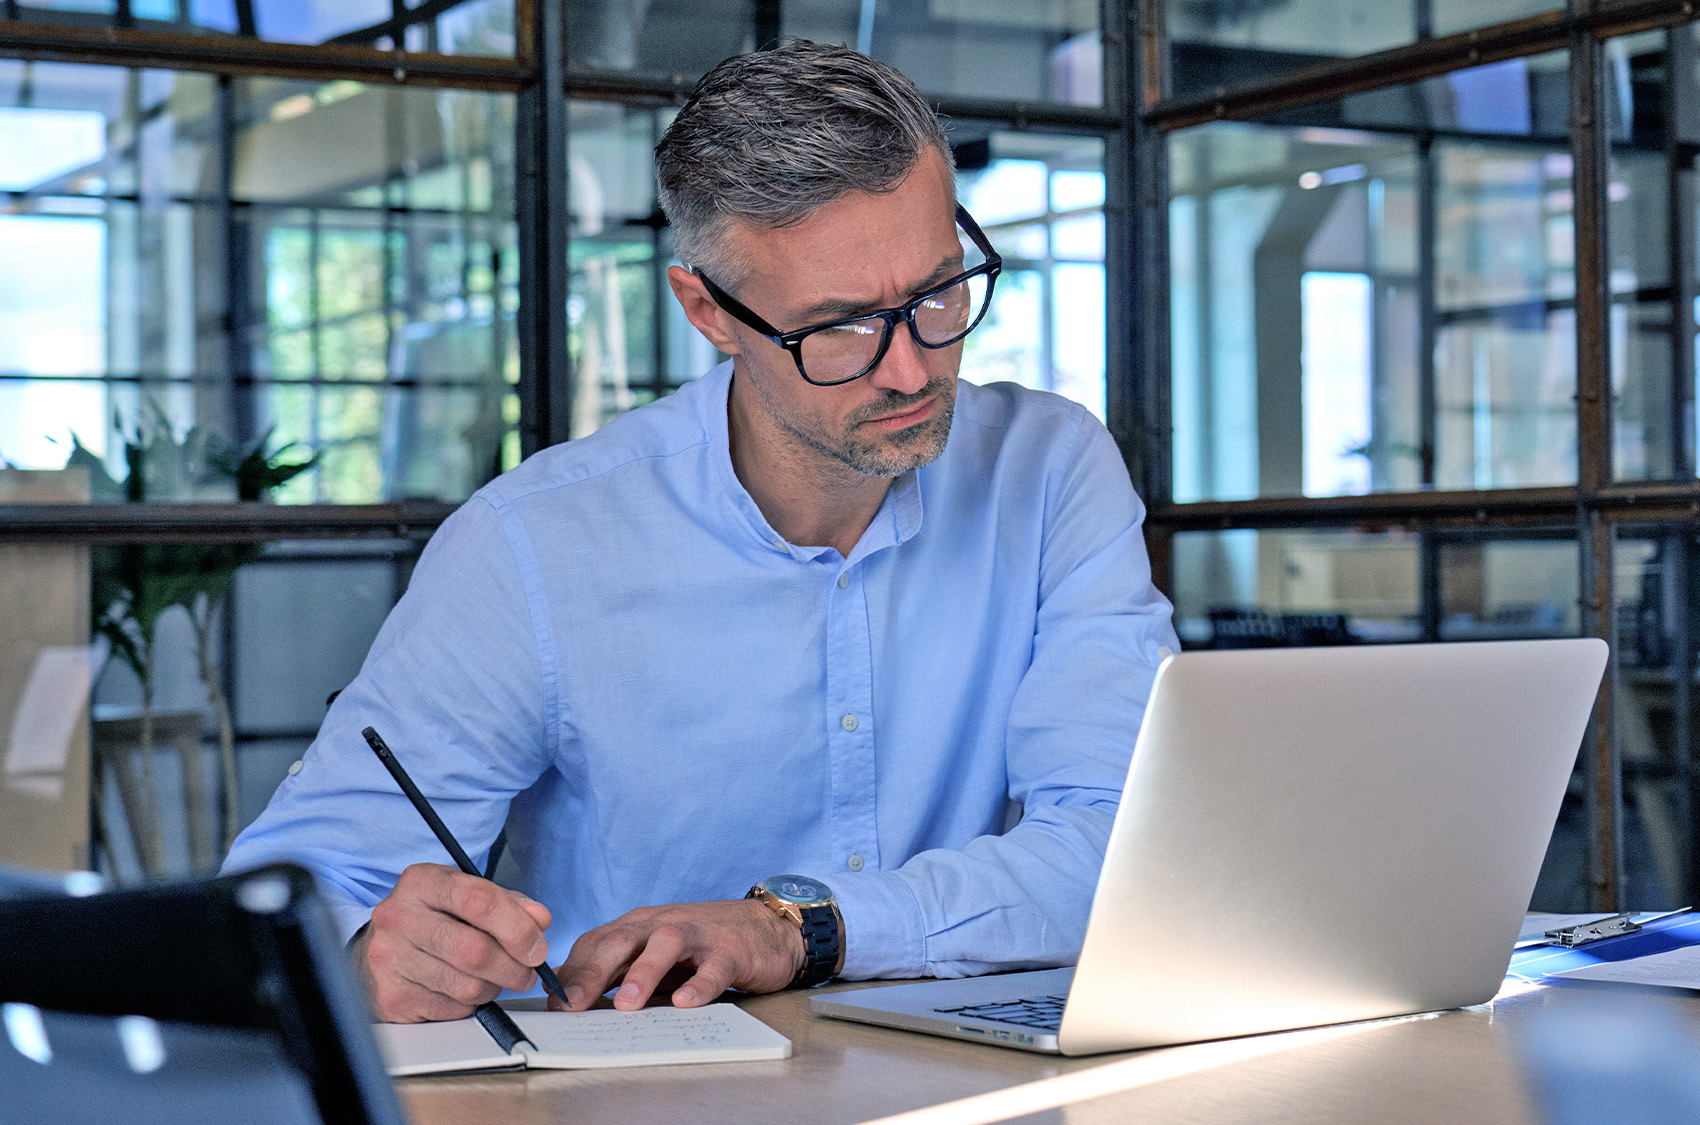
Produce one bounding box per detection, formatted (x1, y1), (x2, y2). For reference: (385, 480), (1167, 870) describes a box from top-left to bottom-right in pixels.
(1575, 32), (1614, 500)
(1146, 0), (1696, 132)
(515, 0), (572, 454)
(1103, 0), (1137, 487)
(1147, 487), (1582, 529)
(1585, 508), (1622, 909)
(1570, 19), (1621, 907)
(561, 67), (1126, 132)
(0, 502), (456, 543)
(1129, 0), (1174, 506)
(1670, 26), (1698, 481)
(0, 16), (530, 89)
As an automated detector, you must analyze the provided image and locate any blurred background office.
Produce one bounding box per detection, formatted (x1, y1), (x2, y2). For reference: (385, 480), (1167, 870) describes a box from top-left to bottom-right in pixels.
(0, 0), (1695, 919)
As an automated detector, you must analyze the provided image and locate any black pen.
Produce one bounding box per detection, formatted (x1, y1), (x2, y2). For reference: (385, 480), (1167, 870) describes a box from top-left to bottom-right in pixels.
(361, 725), (571, 1008)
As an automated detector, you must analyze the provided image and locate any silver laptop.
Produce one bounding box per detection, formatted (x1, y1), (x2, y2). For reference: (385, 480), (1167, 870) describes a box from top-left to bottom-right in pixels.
(812, 639), (1609, 1056)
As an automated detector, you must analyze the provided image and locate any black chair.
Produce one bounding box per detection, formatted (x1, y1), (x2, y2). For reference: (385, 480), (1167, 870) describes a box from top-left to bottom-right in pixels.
(1207, 608), (1357, 649)
(0, 863), (406, 1125)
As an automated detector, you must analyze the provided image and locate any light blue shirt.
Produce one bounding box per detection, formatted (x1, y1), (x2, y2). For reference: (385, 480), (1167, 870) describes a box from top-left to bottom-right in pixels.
(226, 361), (1179, 982)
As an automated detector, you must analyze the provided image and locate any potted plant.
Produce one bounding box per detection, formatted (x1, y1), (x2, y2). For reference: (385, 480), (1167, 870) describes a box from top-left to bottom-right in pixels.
(68, 405), (313, 875)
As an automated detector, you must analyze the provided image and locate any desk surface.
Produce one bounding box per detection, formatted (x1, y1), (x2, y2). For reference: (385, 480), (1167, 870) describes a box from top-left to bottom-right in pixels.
(392, 976), (1692, 1125)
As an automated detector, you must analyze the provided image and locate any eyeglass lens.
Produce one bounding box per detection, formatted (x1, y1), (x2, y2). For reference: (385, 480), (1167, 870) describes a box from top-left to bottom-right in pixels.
(799, 272), (993, 384)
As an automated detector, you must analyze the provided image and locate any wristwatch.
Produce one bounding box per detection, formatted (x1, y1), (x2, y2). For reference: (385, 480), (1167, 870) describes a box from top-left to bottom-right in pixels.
(746, 874), (844, 989)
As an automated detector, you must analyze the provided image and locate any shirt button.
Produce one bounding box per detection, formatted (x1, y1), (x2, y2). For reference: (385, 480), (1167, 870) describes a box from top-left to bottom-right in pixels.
(847, 854), (865, 872)
(287, 760), (303, 776)
(837, 572), (850, 589)
(841, 713), (859, 732)
(1158, 646), (1174, 660)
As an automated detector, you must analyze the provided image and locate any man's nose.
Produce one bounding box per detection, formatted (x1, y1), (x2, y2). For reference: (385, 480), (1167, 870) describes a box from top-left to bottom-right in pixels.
(867, 322), (931, 395)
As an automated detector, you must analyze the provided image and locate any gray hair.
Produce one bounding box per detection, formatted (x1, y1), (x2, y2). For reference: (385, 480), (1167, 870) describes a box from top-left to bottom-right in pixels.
(655, 40), (954, 288)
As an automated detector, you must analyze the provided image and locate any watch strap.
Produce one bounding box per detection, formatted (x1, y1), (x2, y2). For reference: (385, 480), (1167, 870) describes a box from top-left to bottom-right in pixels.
(794, 902), (841, 989)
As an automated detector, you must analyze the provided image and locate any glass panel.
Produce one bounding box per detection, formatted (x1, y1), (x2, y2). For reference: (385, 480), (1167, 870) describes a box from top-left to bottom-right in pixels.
(1431, 0), (1560, 37)
(567, 102), (714, 438)
(1168, 528), (1421, 647)
(4, 0), (516, 56)
(1169, 124), (1420, 501)
(1169, 56), (1574, 503)
(785, 0), (1101, 106)
(957, 132), (1107, 418)
(1436, 533), (1579, 639)
(567, 0), (1102, 106)
(1169, 526), (1579, 647)
(1603, 30), (1684, 482)
(1432, 141), (1576, 490)
(0, 61), (520, 504)
(1167, 0), (1561, 102)
(1612, 528), (1698, 909)
(568, 0), (751, 76)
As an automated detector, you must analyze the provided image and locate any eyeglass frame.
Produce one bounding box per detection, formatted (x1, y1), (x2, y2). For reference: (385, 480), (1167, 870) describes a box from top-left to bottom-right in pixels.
(693, 203), (1003, 387)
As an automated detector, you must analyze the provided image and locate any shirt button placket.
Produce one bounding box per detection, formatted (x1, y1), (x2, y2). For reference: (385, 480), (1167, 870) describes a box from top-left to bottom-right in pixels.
(826, 560), (878, 878)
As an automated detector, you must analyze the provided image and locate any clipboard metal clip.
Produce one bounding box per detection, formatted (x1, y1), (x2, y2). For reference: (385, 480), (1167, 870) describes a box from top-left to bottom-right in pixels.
(1544, 912), (1642, 947)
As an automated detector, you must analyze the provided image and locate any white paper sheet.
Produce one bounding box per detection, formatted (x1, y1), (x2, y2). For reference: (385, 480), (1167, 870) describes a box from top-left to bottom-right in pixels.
(512, 1004), (791, 1068)
(1555, 945), (1700, 990)
(373, 1002), (790, 1076)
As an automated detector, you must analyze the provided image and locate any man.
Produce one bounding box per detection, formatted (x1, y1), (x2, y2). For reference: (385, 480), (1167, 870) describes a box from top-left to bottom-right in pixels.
(225, 40), (1179, 1024)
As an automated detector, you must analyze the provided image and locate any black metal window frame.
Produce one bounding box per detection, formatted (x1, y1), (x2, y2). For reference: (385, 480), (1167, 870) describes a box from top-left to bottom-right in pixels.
(1125, 0), (1700, 910)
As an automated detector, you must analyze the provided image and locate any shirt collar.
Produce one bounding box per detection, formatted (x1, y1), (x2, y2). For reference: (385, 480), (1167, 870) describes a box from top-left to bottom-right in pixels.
(700, 361), (927, 563)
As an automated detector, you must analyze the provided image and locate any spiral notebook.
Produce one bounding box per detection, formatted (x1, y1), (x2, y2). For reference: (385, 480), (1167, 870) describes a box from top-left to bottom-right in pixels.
(372, 1001), (791, 1077)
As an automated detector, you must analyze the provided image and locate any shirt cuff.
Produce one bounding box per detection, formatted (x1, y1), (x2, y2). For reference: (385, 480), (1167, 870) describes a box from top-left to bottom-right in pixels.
(331, 899), (376, 946)
(825, 868), (928, 979)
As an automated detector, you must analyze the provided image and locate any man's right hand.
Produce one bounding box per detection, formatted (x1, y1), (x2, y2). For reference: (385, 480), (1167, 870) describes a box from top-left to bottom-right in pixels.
(353, 862), (553, 1023)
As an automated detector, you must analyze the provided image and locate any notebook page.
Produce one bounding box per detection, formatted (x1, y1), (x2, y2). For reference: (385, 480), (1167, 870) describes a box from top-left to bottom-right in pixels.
(509, 1004), (791, 1069)
(372, 1016), (525, 1077)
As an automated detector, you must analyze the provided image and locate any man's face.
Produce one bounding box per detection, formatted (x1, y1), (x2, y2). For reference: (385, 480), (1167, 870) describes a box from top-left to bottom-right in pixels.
(693, 150), (966, 481)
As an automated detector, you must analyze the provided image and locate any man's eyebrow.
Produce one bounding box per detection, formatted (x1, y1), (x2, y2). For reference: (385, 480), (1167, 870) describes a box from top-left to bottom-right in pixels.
(794, 256), (965, 322)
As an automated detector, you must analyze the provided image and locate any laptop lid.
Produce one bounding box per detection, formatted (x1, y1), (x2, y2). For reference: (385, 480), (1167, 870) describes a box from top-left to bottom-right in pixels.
(1059, 638), (1607, 1054)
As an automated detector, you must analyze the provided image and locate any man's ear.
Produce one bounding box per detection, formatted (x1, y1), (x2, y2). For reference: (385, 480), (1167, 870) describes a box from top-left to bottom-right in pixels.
(667, 265), (743, 356)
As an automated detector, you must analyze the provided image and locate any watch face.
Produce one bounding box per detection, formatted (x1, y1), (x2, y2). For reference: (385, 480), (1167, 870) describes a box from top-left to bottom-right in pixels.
(760, 874), (831, 906)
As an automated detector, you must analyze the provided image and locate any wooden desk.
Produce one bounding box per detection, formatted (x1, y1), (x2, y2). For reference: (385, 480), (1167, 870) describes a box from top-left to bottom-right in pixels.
(394, 977), (1687, 1124)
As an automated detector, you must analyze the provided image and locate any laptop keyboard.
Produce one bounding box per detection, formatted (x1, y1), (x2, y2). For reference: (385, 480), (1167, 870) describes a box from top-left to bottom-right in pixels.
(932, 994), (1067, 1031)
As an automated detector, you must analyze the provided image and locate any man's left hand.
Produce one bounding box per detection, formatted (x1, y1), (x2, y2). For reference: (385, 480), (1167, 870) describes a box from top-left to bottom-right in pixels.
(550, 899), (804, 1011)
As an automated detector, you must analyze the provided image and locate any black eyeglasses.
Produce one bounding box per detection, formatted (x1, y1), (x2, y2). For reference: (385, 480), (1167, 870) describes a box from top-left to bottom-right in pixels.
(696, 204), (1003, 387)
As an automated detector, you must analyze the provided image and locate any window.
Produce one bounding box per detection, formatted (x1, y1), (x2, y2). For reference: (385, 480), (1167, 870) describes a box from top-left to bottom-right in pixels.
(0, 2), (1122, 883)
(1141, 2), (1700, 911)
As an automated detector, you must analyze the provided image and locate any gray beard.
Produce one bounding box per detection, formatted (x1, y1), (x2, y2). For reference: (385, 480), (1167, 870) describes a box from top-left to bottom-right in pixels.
(778, 382), (956, 479)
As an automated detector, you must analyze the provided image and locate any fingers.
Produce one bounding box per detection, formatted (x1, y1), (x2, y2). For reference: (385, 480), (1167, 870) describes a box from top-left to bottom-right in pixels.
(611, 924), (688, 1010)
(516, 895), (553, 936)
(551, 900), (808, 1014)
(361, 862), (554, 1023)
(429, 866), (553, 968)
(555, 921), (648, 1011)
(671, 950), (739, 1008)
(374, 936), (505, 1019)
